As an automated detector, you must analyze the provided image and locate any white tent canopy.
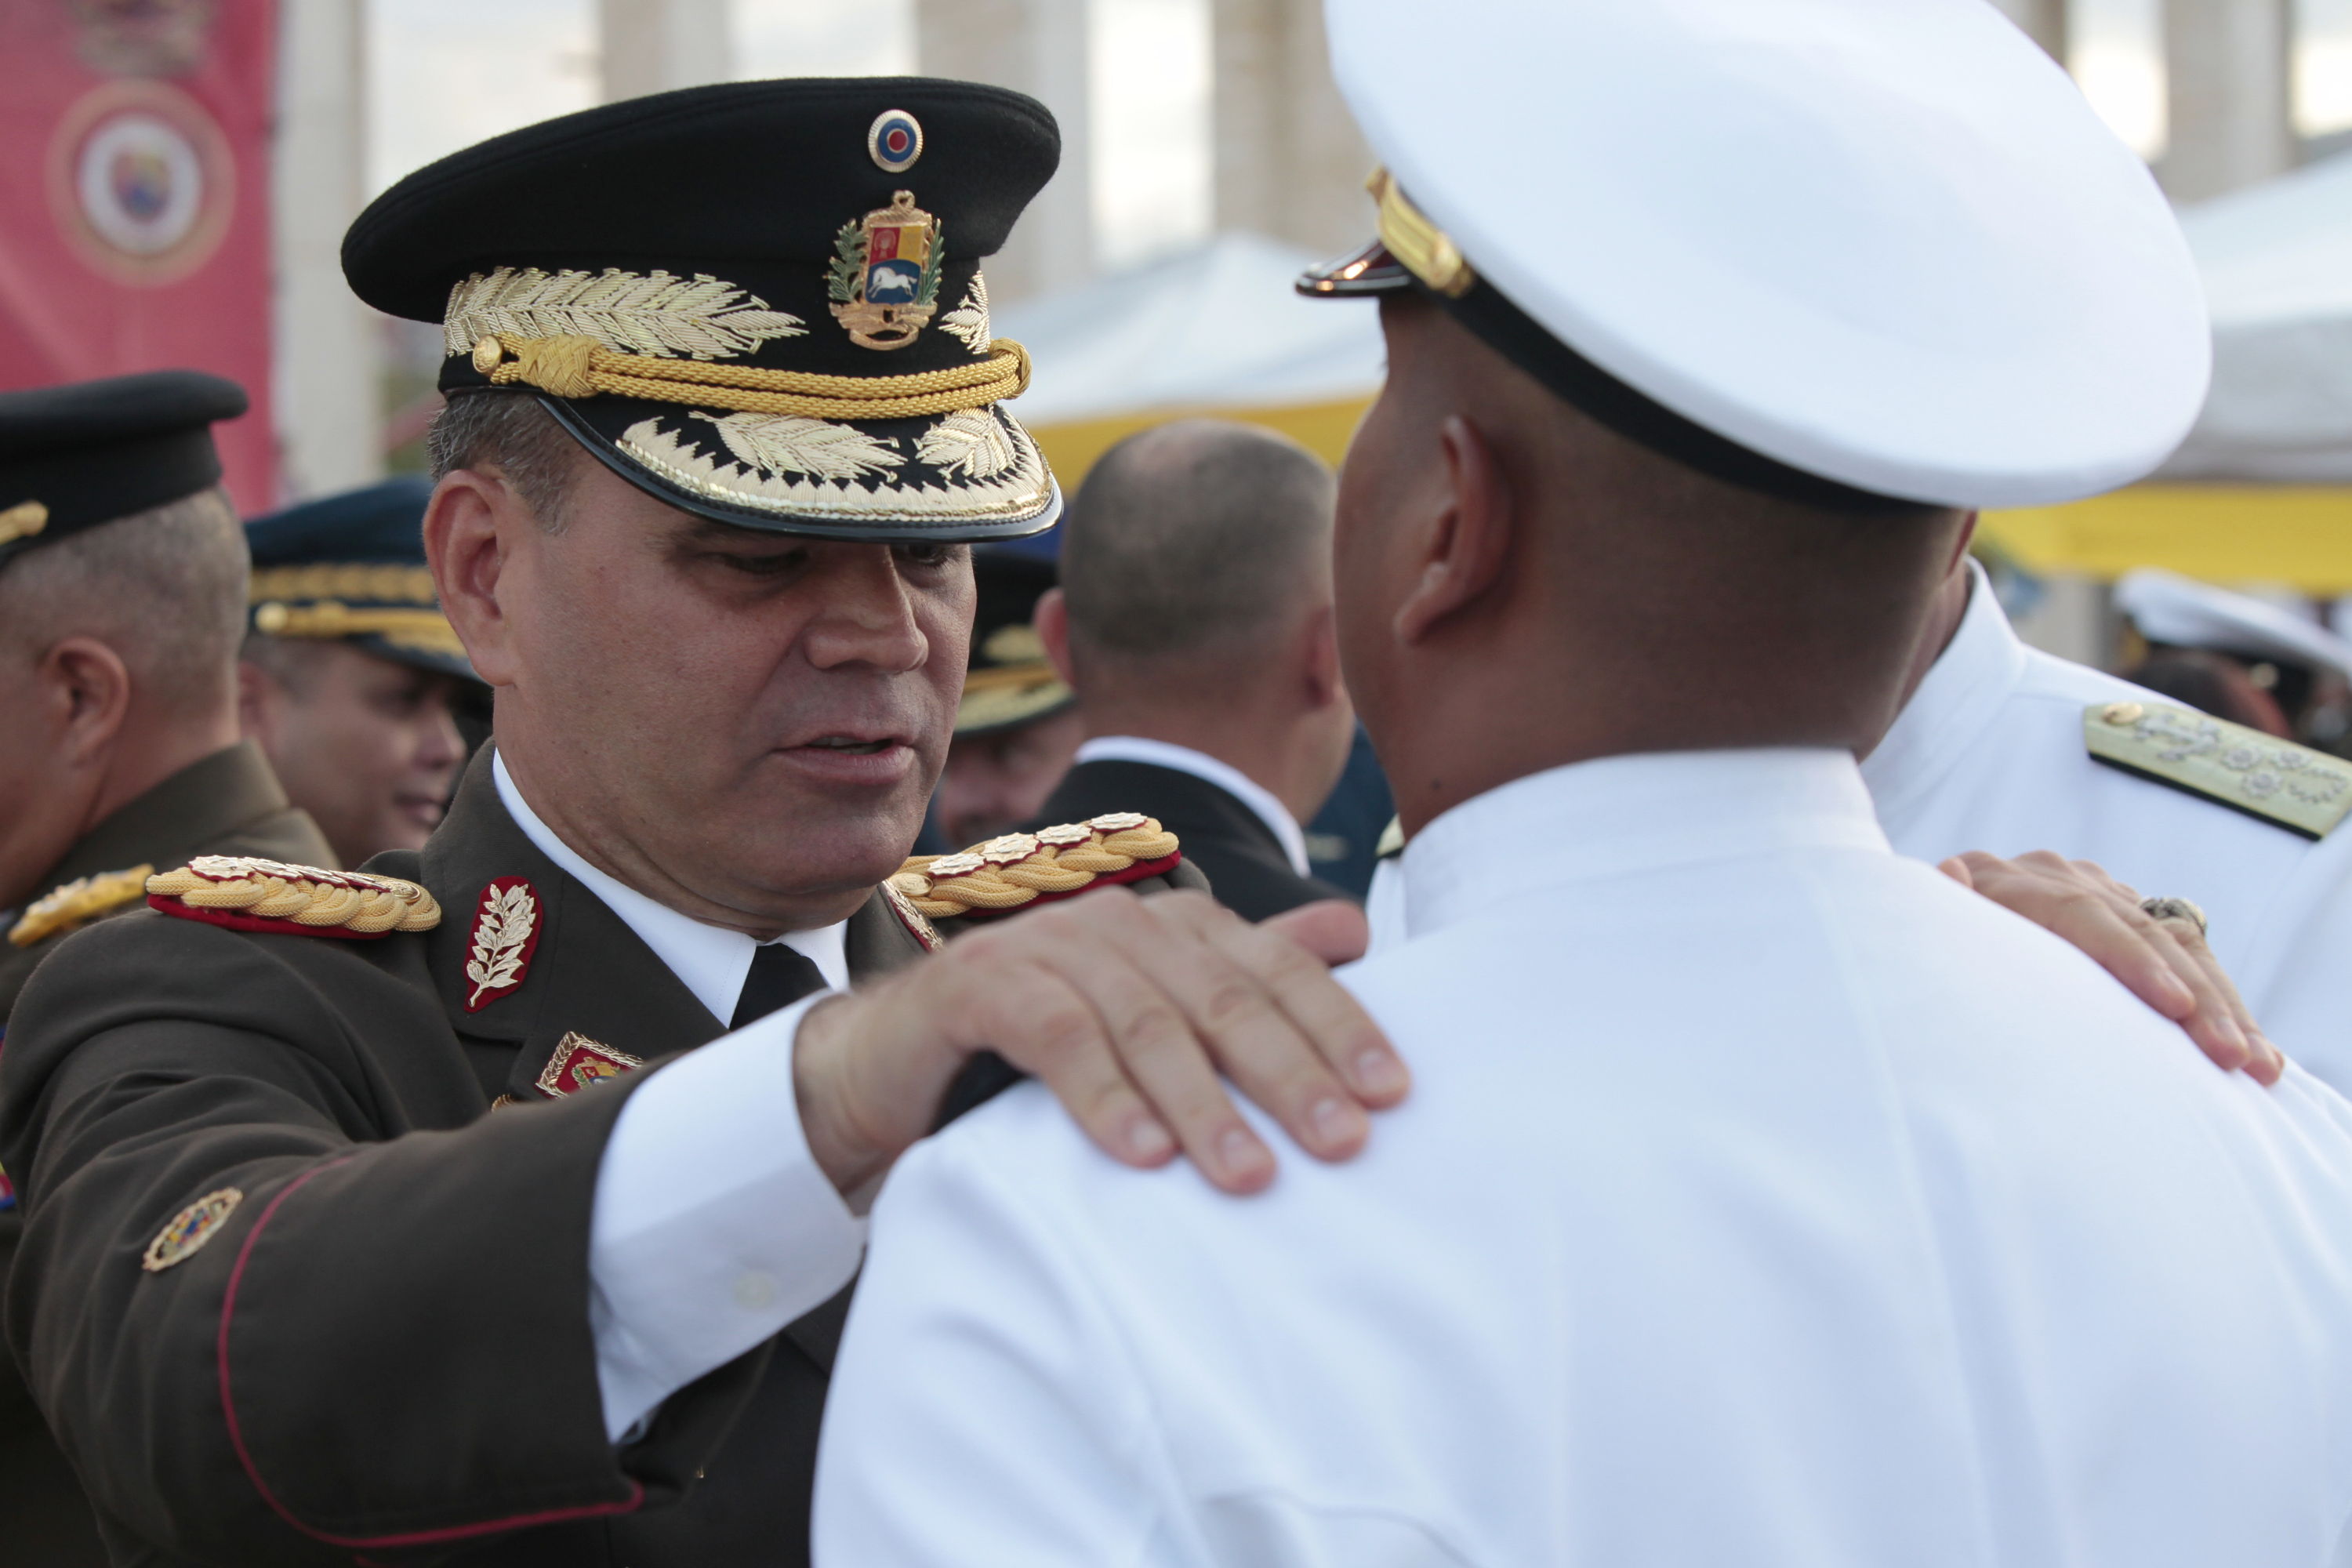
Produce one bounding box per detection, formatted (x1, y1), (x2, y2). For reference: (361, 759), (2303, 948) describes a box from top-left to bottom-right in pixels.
(2161, 151), (2352, 483)
(994, 231), (1386, 427)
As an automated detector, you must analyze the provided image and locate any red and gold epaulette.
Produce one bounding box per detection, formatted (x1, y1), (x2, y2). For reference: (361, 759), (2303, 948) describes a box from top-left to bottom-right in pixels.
(889, 814), (1181, 921)
(8, 863), (154, 948)
(144, 856), (441, 939)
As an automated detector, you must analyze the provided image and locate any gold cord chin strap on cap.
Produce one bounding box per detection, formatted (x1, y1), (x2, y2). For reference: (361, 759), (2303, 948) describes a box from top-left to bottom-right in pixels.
(469, 333), (1033, 420)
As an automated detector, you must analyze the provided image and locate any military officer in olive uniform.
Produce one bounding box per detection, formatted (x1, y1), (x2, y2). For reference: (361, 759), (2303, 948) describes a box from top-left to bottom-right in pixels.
(0, 372), (332, 1566)
(238, 476), (481, 867)
(0, 82), (1404, 1567)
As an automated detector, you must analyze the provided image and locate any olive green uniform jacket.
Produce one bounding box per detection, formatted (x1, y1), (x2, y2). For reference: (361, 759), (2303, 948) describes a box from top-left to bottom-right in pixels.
(0, 750), (1193, 1566)
(0, 740), (332, 1568)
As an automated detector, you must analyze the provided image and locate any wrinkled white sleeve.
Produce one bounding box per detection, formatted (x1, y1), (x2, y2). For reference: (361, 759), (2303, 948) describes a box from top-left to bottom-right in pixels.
(812, 1111), (1176, 1566)
(587, 993), (866, 1442)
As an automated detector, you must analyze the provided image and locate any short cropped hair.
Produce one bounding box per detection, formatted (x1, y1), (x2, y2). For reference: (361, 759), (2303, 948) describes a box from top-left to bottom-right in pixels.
(1061, 419), (1334, 670)
(426, 390), (579, 531)
(0, 485), (249, 710)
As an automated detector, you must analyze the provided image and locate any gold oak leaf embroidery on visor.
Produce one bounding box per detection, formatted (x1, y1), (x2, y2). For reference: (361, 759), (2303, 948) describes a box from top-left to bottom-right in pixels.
(915, 408), (1018, 480)
(689, 412), (905, 481)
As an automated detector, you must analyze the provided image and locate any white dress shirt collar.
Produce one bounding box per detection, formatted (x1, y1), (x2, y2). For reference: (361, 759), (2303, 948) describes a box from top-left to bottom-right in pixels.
(1402, 748), (1889, 941)
(1857, 557), (2031, 824)
(492, 753), (849, 1022)
(1074, 735), (1312, 876)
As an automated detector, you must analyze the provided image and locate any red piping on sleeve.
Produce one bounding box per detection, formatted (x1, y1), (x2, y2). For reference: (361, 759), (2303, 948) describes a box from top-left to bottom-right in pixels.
(216, 1158), (645, 1548)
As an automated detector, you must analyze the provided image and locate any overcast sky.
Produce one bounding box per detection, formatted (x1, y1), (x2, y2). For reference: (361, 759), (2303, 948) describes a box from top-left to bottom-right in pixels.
(366, 0), (2352, 281)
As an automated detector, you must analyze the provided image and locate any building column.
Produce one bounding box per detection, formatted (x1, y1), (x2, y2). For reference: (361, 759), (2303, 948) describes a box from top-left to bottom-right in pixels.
(598, 0), (734, 102)
(1210, 0), (1369, 256)
(2164, 0), (2295, 202)
(272, 0), (380, 502)
(1987, 0), (2066, 61)
(915, 0), (1092, 300)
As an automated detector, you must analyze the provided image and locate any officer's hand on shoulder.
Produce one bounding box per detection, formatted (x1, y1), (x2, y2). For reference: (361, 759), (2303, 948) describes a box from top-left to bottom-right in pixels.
(791, 888), (1406, 1200)
(1941, 849), (2281, 1083)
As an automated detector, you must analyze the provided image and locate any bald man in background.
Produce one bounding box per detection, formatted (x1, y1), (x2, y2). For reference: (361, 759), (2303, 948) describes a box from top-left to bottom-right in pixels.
(1030, 420), (1357, 920)
(0, 371), (331, 1568)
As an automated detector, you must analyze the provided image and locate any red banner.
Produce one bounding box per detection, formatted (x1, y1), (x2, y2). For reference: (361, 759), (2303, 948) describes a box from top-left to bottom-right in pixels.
(0, 1), (278, 510)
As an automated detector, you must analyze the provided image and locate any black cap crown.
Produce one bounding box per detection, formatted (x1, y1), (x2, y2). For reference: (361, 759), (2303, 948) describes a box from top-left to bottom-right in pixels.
(344, 78), (1062, 543)
(0, 370), (246, 571)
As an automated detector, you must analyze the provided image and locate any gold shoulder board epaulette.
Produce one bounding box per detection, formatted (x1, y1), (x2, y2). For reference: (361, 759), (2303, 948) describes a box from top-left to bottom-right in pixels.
(1374, 815), (1405, 860)
(2084, 700), (2352, 840)
(889, 814), (1182, 921)
(143, 856), (441, 940)
(8, 864), (154, 949)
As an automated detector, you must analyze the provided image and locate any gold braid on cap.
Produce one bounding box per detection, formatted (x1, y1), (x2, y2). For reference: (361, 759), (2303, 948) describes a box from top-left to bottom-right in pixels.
(470, 332), (1033, 421)
(1370, 168), (1476, 299)
(891, 815), (1181, 919)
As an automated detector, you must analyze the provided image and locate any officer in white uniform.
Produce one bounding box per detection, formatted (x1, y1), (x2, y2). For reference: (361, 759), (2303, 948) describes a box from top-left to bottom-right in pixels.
(1867, 558), (2352, 1087)
(814, 4), (2352, 1566)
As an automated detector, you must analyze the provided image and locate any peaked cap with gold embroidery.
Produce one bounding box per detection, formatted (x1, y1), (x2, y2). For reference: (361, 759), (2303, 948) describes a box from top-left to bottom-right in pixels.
(245, 477), (477, 681)
(343, 78), (1061, 543)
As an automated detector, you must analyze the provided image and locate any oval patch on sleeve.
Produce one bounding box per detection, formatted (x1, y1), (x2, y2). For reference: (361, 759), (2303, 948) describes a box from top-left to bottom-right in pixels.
(142, 1188), (242, 1272)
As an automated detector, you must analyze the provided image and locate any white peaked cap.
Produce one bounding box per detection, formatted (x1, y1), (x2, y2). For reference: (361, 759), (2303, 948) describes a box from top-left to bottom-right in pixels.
(2116, 568), (2352, 681)
(1319, 0), (2212, 510)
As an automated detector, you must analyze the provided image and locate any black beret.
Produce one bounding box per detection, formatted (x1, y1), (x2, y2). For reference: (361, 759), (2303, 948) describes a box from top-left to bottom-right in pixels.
(343, 78), (1064, 545)
(0, 369), (247, 571)
(244, 477), (477, 681)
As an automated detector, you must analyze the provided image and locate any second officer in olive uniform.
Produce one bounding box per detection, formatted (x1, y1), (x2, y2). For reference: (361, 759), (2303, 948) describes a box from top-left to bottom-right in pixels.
(0, 372), (332, 1567)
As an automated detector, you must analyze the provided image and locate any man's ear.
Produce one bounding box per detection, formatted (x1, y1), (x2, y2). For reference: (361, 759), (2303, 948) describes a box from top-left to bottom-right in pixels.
(426, 471), (521, 688)
(45, 636), (132, 768)
(1947, 511), (1980, 575)
(1033, 586), (1076, 688)
(1299, 600), (1345, 711)
(235, 659), (281, 745)
(1393, 414), (1515, 646)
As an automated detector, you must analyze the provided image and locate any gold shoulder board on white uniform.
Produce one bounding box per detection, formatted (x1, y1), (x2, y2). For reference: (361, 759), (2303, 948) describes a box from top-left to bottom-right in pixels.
(2083, 701), (2352, 840)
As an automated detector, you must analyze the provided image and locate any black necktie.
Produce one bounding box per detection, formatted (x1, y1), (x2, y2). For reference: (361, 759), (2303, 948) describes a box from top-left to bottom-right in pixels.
(730, 942), (829, 1029)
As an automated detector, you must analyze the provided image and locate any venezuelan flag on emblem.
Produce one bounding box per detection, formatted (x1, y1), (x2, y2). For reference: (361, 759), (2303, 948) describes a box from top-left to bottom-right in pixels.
(0, 1), (276, 510)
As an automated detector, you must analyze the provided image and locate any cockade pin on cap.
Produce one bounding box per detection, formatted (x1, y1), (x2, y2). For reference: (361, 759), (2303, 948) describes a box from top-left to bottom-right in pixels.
(1300, 0), (2212, 514)
(342, 78), (1062, 543)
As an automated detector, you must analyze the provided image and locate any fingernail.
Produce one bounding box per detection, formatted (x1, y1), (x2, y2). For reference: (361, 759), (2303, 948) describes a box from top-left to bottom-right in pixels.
(1126, 1117), (1174, 1161)
(1353, 1047), (1406, 1096)
(1218, 1126), (1269, 1181)
(1309, 1096), (1362, 1148)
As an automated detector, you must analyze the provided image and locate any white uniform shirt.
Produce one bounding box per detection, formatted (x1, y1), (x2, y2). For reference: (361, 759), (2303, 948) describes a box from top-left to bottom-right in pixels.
(817, 749), (2352, 1568)
(1864, 564), (2352, 1087)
